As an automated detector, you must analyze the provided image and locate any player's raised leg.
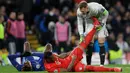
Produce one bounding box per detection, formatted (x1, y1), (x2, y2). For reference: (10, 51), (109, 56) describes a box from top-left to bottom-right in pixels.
(71, 17), (101, 63)
(69, 27), (97, 65)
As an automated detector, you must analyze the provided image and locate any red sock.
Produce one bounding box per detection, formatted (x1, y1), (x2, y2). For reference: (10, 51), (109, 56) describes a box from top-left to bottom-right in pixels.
(86, 65), (114, 72)
(79, 28), (96, 49)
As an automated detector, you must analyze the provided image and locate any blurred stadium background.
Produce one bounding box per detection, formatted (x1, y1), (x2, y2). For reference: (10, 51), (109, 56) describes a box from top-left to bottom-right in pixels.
(0, 0), (130, 72)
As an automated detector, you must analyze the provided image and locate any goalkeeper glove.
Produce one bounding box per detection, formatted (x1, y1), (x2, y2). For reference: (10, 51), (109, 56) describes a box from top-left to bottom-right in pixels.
(80, 34), (84, 42)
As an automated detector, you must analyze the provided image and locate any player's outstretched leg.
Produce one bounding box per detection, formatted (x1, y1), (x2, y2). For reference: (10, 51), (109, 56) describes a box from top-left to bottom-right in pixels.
(86, 65), (122, 72)
(70, 27), (96, 65)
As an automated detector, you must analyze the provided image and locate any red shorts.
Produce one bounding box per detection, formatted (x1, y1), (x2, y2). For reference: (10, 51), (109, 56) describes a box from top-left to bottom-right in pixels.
(74, 62), (86, 72)
(63, 47), (84, 69)
(69, 47), (84, 66)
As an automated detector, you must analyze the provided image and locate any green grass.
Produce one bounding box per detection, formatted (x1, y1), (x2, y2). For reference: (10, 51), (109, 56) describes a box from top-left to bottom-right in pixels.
(0, 65), (130, 73)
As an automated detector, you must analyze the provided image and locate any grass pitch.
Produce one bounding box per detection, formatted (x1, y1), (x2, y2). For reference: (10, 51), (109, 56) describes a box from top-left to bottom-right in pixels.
(0, 65), (130, 73)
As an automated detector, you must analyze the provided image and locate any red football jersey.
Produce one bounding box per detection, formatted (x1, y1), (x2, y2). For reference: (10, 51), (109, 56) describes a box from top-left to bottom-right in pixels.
(44, 54), (72, 72)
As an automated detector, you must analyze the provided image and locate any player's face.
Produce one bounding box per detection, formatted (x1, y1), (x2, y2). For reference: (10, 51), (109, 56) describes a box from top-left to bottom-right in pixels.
(80, 6), (88, 15)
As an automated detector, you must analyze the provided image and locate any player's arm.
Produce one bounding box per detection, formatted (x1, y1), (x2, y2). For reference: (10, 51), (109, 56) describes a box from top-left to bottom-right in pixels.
(98, 8), (109, 24)
(8, 54), (22, 71)
(77, 15), (85, 42)
(77, 15), (84, 35)
(77, 9), (83, 34)
(94, 4), (109, 25)
(21, 41), (32, 57)
(57, 51), (71, 58)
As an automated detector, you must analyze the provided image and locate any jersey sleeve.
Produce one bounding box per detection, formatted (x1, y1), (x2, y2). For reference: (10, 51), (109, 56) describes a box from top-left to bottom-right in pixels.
(98, 8), (109, 24)
(8, 54), (23, 71)
(77, 9), (84, 35)
(88, 2), (109, 24)
(93, 3), (109, 24)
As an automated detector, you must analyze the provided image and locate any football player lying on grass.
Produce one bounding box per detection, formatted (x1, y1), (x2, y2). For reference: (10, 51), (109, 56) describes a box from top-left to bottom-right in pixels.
(8, 42), (45, 71)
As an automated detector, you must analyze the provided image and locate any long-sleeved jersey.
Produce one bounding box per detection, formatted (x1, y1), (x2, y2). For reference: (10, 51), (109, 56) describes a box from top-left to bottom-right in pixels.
(8, 53), (44, 71)
(77, 2), (109, 35)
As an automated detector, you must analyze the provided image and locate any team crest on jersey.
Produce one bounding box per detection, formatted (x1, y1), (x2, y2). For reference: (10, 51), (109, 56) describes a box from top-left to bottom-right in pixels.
(36, 64), (41, 69)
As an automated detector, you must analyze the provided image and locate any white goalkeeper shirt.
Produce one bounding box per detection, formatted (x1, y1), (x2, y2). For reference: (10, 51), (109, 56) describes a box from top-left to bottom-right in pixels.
(77, 2), (108, 35)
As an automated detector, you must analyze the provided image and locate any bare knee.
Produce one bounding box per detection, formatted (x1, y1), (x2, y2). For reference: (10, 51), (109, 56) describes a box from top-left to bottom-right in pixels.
(98, 37), (106, 44)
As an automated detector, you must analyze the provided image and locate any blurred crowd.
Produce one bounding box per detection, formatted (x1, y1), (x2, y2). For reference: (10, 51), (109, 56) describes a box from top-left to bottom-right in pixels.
(0, 0), (130, 65)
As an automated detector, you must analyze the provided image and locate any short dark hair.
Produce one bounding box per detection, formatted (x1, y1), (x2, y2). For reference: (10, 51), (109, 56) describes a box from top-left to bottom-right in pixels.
(22, 63), (32, 71)
(9, 11), (16, 16)
(44, 52), (53, 59)
(78, 1), (88, 9)
(44, 52), (55, 63)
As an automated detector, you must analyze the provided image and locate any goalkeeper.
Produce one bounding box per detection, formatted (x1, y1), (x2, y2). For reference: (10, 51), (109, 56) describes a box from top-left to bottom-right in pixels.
(77, 1), (109, 66)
